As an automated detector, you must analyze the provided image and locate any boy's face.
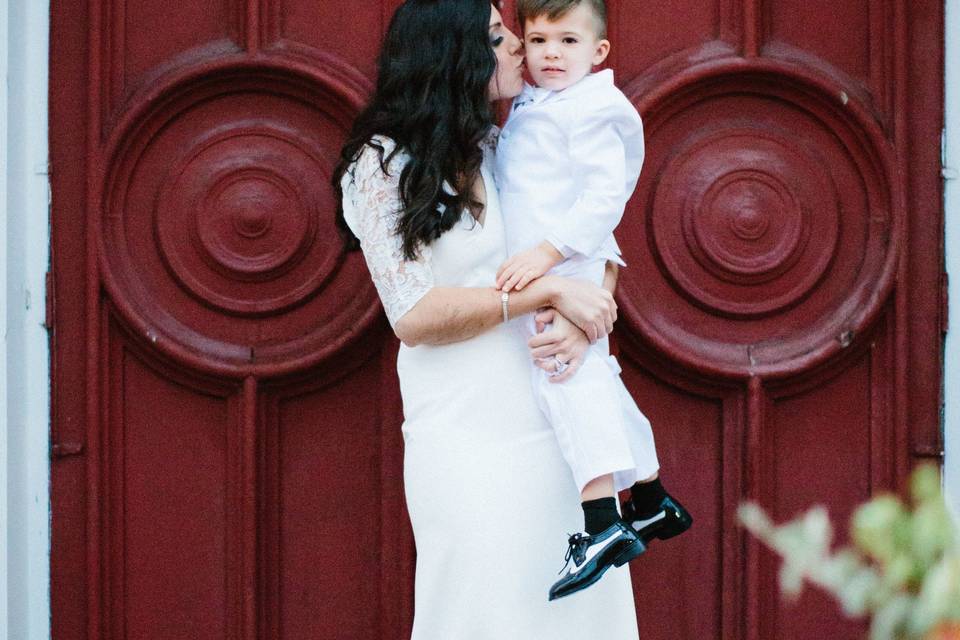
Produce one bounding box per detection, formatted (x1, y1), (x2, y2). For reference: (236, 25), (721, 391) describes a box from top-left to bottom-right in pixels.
(523, 3), (610, 92)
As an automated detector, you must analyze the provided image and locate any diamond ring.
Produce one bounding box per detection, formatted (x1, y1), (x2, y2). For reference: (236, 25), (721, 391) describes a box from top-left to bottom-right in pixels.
(553, 355), (569, 375)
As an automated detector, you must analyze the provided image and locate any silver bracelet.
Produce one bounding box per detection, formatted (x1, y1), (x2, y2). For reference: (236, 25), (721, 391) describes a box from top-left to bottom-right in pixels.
(500, 291), (509, 323)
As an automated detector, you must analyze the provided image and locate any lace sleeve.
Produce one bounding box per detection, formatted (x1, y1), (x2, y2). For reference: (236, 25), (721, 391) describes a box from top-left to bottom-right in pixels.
(341, 138), (434, 329)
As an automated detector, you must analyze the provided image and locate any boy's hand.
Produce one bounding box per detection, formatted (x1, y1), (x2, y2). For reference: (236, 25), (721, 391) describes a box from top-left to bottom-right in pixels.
(496, 241), (564, 292)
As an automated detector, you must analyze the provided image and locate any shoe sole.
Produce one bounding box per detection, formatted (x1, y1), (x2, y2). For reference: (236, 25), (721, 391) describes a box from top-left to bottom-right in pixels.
(612, 538), (646, 566)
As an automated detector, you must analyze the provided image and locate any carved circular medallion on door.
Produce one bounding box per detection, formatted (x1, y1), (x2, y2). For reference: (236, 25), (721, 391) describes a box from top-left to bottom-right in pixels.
(156, 124), (328, 315)
(652, 128), (839, 318)
(99, 61), (379, 376)
(618, 63), (901, 378)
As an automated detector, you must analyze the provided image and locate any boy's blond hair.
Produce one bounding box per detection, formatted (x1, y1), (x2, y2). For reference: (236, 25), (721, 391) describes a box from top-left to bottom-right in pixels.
(516, 0), (607, 39)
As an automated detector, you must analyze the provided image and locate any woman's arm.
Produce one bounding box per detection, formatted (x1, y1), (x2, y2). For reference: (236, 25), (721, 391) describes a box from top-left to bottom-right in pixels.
(341, 141), (617, 348)
(395, 283), (544, 347)
(531, 259), (619, 336)
(396, 273), (616, 347)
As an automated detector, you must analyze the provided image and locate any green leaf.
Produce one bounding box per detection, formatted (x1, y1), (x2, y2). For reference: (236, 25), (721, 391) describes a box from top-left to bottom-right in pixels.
(853, 495), (908, 565)
(910, 464), (942, 504)
(836, 565), (881, 617)
(908, 555), (960, 635)
(869, 594), (913, 640)
(911, 501), (957, 569)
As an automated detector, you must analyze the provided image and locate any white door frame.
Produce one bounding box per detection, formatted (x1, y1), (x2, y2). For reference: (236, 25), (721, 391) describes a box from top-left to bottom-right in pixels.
(1, 0), (52, 637)
(944, 0), (959, 520)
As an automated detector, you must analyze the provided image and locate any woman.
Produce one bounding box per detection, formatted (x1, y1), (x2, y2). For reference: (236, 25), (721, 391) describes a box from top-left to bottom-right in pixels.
(333, 1), (640, 637)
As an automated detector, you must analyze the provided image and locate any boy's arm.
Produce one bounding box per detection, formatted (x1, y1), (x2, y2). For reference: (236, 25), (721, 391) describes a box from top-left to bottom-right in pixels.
(495, 101), (638, 293)
(603, 260), (619, 295)
(549, 100), (644, 259)
(496, 240), (564, 291)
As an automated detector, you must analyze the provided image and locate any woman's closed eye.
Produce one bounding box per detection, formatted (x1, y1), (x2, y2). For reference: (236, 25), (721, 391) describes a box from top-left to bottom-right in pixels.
(491, 35), (505, 47)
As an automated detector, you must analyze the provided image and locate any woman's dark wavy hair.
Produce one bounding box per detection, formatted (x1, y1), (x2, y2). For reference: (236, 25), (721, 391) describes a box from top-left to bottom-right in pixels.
(332, 0), (498, 261)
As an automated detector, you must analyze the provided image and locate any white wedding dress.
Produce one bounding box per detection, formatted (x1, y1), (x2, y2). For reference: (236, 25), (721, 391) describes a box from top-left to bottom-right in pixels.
(341, 132), (640, 640)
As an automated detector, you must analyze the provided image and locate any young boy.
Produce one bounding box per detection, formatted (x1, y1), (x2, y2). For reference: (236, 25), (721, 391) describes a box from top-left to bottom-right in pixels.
(494, 0), (692, 600)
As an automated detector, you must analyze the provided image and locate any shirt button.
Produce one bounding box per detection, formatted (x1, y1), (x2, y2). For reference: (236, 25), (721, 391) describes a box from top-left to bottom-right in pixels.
(501, 130), (510, 139)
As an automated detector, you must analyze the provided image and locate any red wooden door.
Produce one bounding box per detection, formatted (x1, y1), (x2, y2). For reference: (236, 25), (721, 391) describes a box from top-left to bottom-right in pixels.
(49, 1), (944, 639)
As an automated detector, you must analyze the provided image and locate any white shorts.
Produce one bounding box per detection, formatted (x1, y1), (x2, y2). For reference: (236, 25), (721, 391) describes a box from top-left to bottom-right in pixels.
(523, 256), (660, 493)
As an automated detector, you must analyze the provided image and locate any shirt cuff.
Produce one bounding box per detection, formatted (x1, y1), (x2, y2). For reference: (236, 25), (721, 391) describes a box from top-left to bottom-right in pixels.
(545, 236), (577, 260)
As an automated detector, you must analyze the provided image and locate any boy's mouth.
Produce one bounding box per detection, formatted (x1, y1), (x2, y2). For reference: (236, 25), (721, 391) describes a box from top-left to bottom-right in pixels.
(541, 67), (565, 74)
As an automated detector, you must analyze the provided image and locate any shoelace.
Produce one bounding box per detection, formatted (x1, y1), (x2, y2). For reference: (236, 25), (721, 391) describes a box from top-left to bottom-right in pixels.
(558, 532), (590, 574)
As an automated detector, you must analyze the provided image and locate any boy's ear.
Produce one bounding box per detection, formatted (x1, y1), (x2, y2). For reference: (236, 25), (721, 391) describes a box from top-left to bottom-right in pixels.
(592, 39), (611, 66)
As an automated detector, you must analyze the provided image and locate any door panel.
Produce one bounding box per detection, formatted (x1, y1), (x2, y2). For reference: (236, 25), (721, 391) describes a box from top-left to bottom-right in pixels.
(107, 314), (236, 640)
(269, 3), (388, 75)
(767, 1), (872, 75)
(620, 363), (727, 639)
(272, 370), (388, 640)
(50, 1), (944, 639)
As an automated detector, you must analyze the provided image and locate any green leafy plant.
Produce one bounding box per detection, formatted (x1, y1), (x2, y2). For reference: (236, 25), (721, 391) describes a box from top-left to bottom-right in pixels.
(738, 465), (960, 640)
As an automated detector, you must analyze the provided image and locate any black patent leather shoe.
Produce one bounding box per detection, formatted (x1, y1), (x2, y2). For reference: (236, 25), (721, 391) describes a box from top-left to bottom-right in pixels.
(548, 521), (646, 601)
(621, 495), (692, 544)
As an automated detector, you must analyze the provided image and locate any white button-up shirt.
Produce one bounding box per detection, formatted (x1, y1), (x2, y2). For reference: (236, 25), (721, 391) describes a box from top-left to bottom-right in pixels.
(495, 69), (644, 266)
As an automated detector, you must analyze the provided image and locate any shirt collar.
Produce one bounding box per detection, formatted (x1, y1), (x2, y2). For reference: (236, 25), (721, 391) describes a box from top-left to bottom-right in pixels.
(512, 82), (552, 112)
(512, 69), (615, 112)
(559, 68), (615, 100)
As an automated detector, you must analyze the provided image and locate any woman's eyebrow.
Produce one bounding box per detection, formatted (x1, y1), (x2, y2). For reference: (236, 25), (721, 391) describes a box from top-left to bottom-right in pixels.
(489, 21), (502, 30)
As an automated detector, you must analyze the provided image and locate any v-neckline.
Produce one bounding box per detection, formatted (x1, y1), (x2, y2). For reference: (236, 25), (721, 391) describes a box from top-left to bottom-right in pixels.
(468, 163), (491, 230)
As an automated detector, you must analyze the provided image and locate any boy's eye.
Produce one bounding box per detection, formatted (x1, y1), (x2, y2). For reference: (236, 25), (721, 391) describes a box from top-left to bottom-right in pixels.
(527, 36), (545, 44)
(563, 37), (578, 44)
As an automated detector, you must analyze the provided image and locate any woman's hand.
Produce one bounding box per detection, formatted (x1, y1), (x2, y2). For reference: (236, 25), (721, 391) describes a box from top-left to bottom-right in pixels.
(543, 275), (617, 342)
(528, 309), (590, 383)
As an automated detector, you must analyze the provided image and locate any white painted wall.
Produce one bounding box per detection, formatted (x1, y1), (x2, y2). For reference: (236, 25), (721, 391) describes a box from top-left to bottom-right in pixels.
(3, 0), (52, 638)
(1, 0), (11, 634)
(945, 0), (960, 521)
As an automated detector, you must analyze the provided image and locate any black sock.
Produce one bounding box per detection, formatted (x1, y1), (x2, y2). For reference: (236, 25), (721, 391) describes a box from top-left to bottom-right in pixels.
(582, 497), (619, 535)
(630, 477), (667, 516)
